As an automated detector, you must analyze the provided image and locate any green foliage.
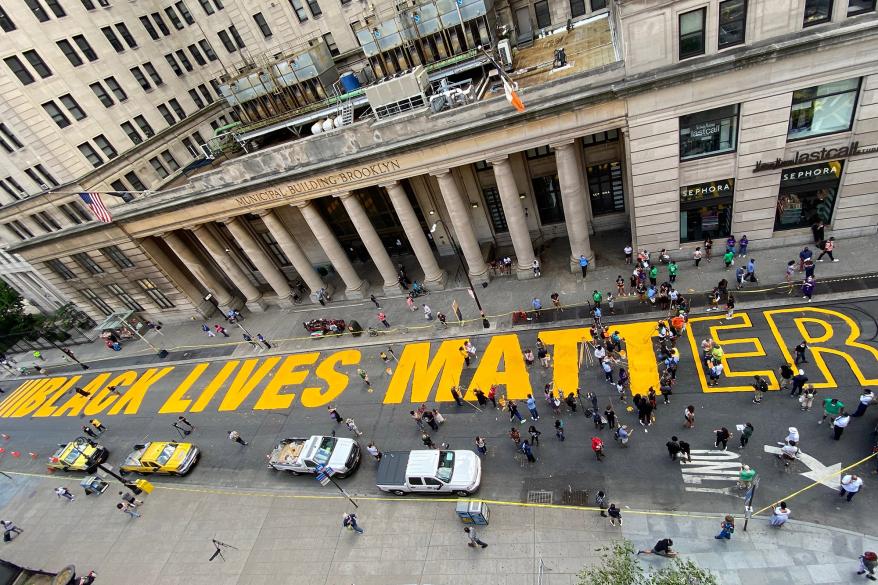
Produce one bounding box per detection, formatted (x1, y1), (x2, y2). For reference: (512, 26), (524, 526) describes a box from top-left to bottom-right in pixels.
(576, 539), (718, 585)
(0, 281), (38, 353)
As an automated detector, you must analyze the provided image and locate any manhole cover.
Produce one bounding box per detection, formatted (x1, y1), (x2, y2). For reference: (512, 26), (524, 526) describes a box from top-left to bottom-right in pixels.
(527, 490), (553, 504)
(560, 489), (590, 506)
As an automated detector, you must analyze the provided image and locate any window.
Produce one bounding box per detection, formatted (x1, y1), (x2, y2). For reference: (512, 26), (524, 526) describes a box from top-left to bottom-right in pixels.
(306, 0), (321, 17)
(23, 169), (44, 190)
(137, 278), (174, 308)
(217, 30), (235, 53)
(199, 39), (218, 61)
(135, 115), (154, 137)
(0, 124), (23, 151)
(532, 175), (565, 225)
(73, 35), (98, 61)
(31, 212), (53, 232)
(525, 145), (552, 159)
(110, 179), (128, 193)
(140, 15), (159, 40)
(182, 137), (198, 157)
(93, 134), (117, 159)
(35, 211), (61, 230)
(73, 252), (104, 274)
(169, 98), (185, 119)
(143, 62), (163, 86)
(121, 122), (142, 144)
(788, 78), (860, 140)
(165, 6), (184, 29)
(259, 232), (291, 266)
(189, 89), (205, 108)
(165, 54), (183, 76)
(105, 76), (127, 100)
(4, 57), (35, 85)
(718, 0), (747, 48)
(680, 179), (734, 242)
(150, 156), (169, 178)
(82, 288), (113, 315)
(587, 162), (625, 215)
(176, 1), (194, 24)
(679, 8), (706, 59)
(192, 130), (206, 145)
(534, 0), (551, 28)
(158, 104), (175, 124)
(0, 180), (18, 199)
(8, 220), (34, 239)
(679, 104), (739, 160)
(34, 164), (58, 186)
(107, 283), (143, 311)
(323, 32), (339, 56)
(804, 0), (833, 26)
(48, 258), (76, 280)
(81, 0), (94, 9)
(130, 67), (151, 90)
(582, 129), (619, 145)
(188, 44), (206, 65)
(24, 167), (56, 190)
(253, 12), (272, 37)
(570, 0), (586, 18)
(849, 0), (876, 14)
(198, 0), (214, 15)
(776, 161), (843, 231)
(102, 26), (124, 52)
(43, 101), (71, 128)
(198, 84), (213, 104)
(125, 171), (147, 190)
(289, 0), (307, 21)
(25, 0), (50, 22)
(175, 49), (193, 71)
(116, 23), (137, 48)
(55, 203), (80, 223)
(23, 50), (52, 77)
(5, 176), (25, 196)
(59, 94), (86, 120)
(57, 40), (84, 66)
(210, 79), (222, 97)
(161, 149), (180, 171)
(101, 245), (134, 268)
(45, 0), (65, 17)
(78, 142), (104, 167)
(151, 12), (170, 35)
(213, 0), (223, 9)
(482, 186), (508, 233)
(229, 25), (244, 48)
(0, 6), (16, 31)
(590, 0), (607, 9)
(60, 201), (91, 222)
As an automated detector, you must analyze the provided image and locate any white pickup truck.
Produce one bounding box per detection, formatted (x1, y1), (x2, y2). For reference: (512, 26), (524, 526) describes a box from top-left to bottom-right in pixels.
(376, 450), (481, 496)
(267, 435), (361, 478)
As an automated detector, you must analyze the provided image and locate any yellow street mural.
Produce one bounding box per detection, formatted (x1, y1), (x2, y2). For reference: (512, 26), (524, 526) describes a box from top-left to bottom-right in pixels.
(2, 309), (876, 418)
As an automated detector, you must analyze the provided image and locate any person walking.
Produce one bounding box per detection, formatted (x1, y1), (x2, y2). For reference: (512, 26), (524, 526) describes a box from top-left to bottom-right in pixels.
(714, 427), (732, 451)
(684, 405), (696, 429)
(215, 324), (229, 337)
(752, 375), (768, 404)
(474, 388), (487, 407)
(679, 440), (692, 463)
(820, 397), (845, 424)
(801, 385), (817, 411)
(55, 486), (75, 501)
(343, 512), (364, 534)
(256, 334), (272, 349)
(779, 362), (794, 390)
(345, 418), (364, 437)
(794, 340), (809, 364)
(745, 258), (757, 283)
(201, 323), (216, 337)
(817, 237), (838, 262)
(243, 333), (261, 350)
(579, 255), (589, 278)
(410, 410), (425, 431)
(666, 436), (682, 461)
(423, 305), (433, 321)
(592, 436), (605, 461)
(357, 368), (371, 389)
(769, 502), (791, 527)
(694, 246), (703, 268)
(520, 440), (536, 463)
(832, 410), (851, 440)
(604, 404), (617, 429)
(725, 293), (736, 319)
(723, 248), (735, 270)
(370, 294), (381, 309)
(555, 419), (565, 441)
(790, 369), (809, 397)
(117, 502), (141, 518)
(82, 425), (99, 439)
(739, 422), (754, 449)
(853, 390), (875, 417)
(667, 260), (678, 284)
(508, 400), (526, 424)
(366, 442), (382, 461)
(857, 551), (878, 581)
(228, 430), (248, 446)
(450, 386), (464, 406)
(459, 346), (471, 368)
(802, 276), (815, 302)
(735, 265), (746, 290)
(75, 388), (91, 399)
(487, 385), (497, 408)
(378, 311), (390, 328)
(328, 405), (343, 424)
(607, 504), (623, 527)
(526, 394), (540, 421)
(715, 515), (735, 540)
(421, 432), (437, 449)
(406, 295), (417, 312)
(839, 474), (864, 502)
(119, 491), (143, 507)
(464, 526), (488, 548)
(648, 265), (658, 287)
(475, 436), (487, 456)
(90, 419), (107, 434)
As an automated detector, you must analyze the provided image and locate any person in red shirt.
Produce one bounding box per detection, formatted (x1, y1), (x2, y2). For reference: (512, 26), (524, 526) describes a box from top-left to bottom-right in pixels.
(592, 437), (605, 461)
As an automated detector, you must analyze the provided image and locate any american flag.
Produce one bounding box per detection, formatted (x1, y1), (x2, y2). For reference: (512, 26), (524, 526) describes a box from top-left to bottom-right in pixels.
(79, 192), (112, 223)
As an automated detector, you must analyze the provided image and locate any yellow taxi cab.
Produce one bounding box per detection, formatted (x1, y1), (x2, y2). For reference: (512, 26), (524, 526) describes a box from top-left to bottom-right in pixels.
(119, 441), (200, 476)
(47, 437), (109, 472)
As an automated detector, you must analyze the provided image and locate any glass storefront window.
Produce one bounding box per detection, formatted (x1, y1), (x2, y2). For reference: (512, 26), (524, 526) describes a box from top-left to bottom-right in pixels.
(532, 175), (565, 225)
(788, 78), (860, 140)
(587, 162), (625, 215)
(775, 160), (843, 231)
(679, 179), (735, 243)
(680, 104), (739, 160)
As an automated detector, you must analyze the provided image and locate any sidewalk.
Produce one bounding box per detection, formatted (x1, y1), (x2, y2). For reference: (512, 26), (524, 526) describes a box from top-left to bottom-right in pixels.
(0, 471), (874, 585)
(6, 233), (877, 377)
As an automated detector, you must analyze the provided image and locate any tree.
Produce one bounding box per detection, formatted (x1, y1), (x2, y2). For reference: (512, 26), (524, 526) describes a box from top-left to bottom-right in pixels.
(0, 281), (39, 353)
(576, 539), (718, 585)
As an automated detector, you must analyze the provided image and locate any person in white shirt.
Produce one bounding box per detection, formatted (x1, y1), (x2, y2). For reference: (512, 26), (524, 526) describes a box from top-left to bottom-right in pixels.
(779, 441), (799, 467)
(839, 474), (863, 501)
(853, 389), (874, 417)
(832, 412), (851, 440)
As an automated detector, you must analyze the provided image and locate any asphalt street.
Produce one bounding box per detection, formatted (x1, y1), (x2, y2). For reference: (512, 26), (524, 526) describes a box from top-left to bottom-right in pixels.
(1, 298), (877, 534)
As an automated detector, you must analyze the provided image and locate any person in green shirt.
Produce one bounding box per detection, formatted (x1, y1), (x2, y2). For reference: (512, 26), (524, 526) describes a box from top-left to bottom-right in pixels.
(723, 250), (735, 269)
(592, 290), (603, 307)
(739, 422), (754, 448)
(738, 464), (757, 488)
(819, 397), (844, 424)
(648, 265), (659, 286)
(668, 261), (678, 284)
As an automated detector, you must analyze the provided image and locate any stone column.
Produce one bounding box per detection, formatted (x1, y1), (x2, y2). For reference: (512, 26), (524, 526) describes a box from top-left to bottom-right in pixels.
(189, 223), (266, 312)
(382, 181), (447, 289)
(160, 230), (241, 312)
(552, 140), (595, 272)
(431, 168), (489, 284)
(488, 155), (536, 279)
(141, 236), (217, 318)
(336, 192), (401, 292)
(223, 216), (294, 307)
(258, 209), (327, 302)
(296, 200), (369, 299)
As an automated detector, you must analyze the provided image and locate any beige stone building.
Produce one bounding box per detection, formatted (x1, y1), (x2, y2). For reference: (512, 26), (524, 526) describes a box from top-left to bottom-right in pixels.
(0, 0), (876, 324)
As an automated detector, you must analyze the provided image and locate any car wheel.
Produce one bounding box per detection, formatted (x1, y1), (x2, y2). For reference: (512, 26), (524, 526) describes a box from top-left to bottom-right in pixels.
(334, 472), (349, 479)
(455, 490), (471, 497)
(392, 490), (407, 496)
(119, 469), (129, 476)
(62, 466), (69, 472)
(289, 470), (302, 476)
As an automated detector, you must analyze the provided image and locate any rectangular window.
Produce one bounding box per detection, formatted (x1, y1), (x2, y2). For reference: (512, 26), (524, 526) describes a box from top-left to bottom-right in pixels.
(4, 57), (35, 85)
(176, 1), (194, 24)
(590, 0), (607, 9)
(0, 180), (18, 199)
(122, 122), (142, 144)
(323, 32), (339, 56)
(213, 0), (222, 9)
(169, 98), (185, 119)
(189, 88), (205, 108)
(198, 84), (213, 104)
(101, 245), (134, 268)
(45, 0), (65, 17)
(23, 168), (44, 190)
(525, 145), (552, 159)
(116, 22), (137, 48)
(679, 104), (739, 160)
(23, 50), (52, 78)
(1, 177), (23, 199)
(305, 0), (321, 17)
(143, 62), (163, 86)
(73, 252), (104, 274)
(158, 103), (175, 124)
(105, 76), (127, 101)
(165, 54), (183, 76)
(788, 78), (860, 140)
(107, 283), (143, 311)
(217, 30), (235, 53)
(482, 186), (508, 233)
(151, 12), (171, 35)
(81, 0), (94, 8)
(259, 232), (291, 266)
(6, 176), (25, 196)
(93, 134), (117, 158)
(680, 179), (734, 242)
(0, 124), (23, 150)
(718, 0), (747, 48)
(199, 39), (218, 61)
(130, 66), (152, 90)
(532, 175), (565, 225)
(534, 0), (551, 28)
(289, 0), (307, 22)
(849, 0), (876, 14)
(35, 164), (58, 186)
(36, 211), (61, 230)
(804, 0), (833, 26)
(679, 8), (706, 59)
(25, 0), (50, 22)
(82, 288), (113, 316)
(569, 0), (586, 18)
(0, 6), (16, 31)
(59, 93), (86, 120)
(161, 149), (180, 171)
(198, 0), (214, 15)
(229, 25), (244, 48)
(135, 115), (154, 137)
(10, 220), (34, 238)
(78, 142), (104, 167)
(110, 179), (128, 193)
(192, 130), (205, 145)
(73, 35), (98, 61)
(67, 201), (91, 222)
(125, 171), (147, 190)
(175, 49), (193, 71)
(58, 203), (82, 224)
(587, 162), (625, 215)
(165, 6), (184, 29)
(31, 212), (53, 232)
(253, 12), (272, 37)
(775, 161), (843, 231)
(102, 26), (124, 52)
(150, 156), (169, 179)
(48, 258), (76, 280)
(57, 39), (84, 66)
(43, 101), (71, 128)
(182, 137), (198, 157)
(140, 15), (159, 40)
(137, 278), (174, 308)
(188, 44), (206, 65)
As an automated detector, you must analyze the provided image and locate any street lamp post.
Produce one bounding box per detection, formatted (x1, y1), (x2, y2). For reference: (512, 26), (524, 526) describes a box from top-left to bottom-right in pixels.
(430, 221), (489, 329)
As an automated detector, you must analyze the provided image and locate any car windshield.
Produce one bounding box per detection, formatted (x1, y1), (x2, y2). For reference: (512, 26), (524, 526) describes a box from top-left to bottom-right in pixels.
(156, 444), (177, 465)
(62, 448), (81, 465)
(314, 436), (337, 465)
(436, 451), (455, 482)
